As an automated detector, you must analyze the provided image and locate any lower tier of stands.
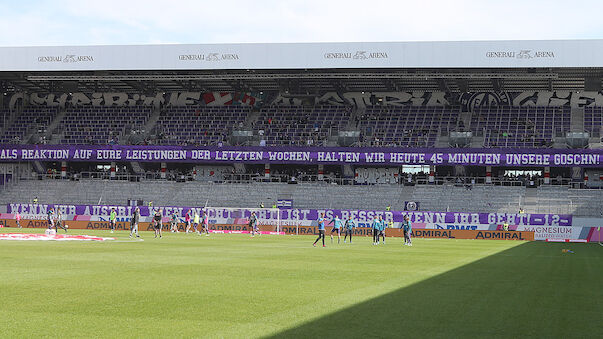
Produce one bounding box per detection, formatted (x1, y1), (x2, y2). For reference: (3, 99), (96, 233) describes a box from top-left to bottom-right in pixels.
(2, 180), (601, 216)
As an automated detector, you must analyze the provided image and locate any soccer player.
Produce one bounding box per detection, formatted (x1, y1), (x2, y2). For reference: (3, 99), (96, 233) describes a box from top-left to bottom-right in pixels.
(372, 216), (381, 245)
(192, 211), (200, 234)
(343, 217), (355, 243)
(56, 209), (68, 233)
(329, 215), (343, 244)
(313, 213), (326, 247)
(184, 210), (192, 233)
(170, 212), (178, 232)
(15, 212), (21, 228)
(129, 207), (140, 238)
(109, 208), (117, 233)
(379, 215), (386, 244)
(403, 215), (412, 246)
(153, 208), (163, 238)
(47, 208), (55, 231)
(201, 210), (210, 236)
(249, 211), (259, 237)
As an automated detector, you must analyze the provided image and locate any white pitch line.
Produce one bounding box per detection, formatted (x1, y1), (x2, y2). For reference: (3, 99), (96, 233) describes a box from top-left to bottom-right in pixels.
(109, 239), (145, 242)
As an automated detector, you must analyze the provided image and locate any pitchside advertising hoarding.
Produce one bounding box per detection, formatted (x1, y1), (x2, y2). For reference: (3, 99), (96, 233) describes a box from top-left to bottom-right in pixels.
(2, 203), (600, 241)
(1, 145), (602, 167)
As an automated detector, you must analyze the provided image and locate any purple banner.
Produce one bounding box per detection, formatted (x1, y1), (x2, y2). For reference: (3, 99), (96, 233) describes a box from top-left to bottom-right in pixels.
(6, 203), (573, 227)
(1, 144), (601, 167)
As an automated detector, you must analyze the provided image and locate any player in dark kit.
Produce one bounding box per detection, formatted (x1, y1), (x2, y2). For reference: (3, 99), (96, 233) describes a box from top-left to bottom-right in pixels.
(130, 207), (140, 238)
(371, 216), (381, 245)
(153, 208), (163, 238)
(249, 211), (259, 237)
(47, 209), (55, 230)
(343, 217), (355, 243)
(313, 213), (326, 247)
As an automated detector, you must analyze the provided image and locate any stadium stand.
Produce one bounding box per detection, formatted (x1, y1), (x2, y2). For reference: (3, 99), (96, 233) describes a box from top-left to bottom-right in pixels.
(536, 185), (603, 216)
(2, 178), (600, 216)
(471, 106), (570, 148)
(254, 105), (351, 146)
(359, 106), (461, 147)
(584, 106), (603, 138)
(0, 107), (58, 144)
(60, 106), (152, 144)
(153, 106), (251, 146)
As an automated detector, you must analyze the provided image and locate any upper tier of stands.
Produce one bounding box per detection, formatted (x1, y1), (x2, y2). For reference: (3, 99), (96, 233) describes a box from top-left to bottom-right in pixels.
(153, 106), (250, 146)
(359, 106), (461, 147)
(60, 106), (151, 144)
(2, 103), (600, 148)
(471, 106), (571, 148)
(584, 106), (603, 138)
(0, 108), (58, 144)
(255, 105), (350, 146)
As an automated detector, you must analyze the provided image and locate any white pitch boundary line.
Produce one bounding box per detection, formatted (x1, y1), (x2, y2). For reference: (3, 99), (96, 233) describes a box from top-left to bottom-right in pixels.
(109, 239), (145, 243)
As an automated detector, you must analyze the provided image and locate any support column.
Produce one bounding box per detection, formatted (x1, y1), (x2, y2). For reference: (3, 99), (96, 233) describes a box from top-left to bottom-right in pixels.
(61, 161), (67, 179)
(264, 164), (270, 180)
(428, 165), (435, 184)
(318, 164), (324, 181)
(160, 162), (167, 179)
(543, 166), (550, 184)
(110, 162), (116, 179)
(571, 167), (582, 189)
(486, 166), (492, 184)
(584, 170), (589, 187)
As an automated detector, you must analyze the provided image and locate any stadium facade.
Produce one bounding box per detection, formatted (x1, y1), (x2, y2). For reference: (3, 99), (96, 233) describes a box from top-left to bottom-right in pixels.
(0, 40), (602, 242)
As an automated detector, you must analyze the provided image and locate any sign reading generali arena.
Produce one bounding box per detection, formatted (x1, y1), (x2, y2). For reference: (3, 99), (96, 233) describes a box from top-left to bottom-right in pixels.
(178, 53), (240, 61)
(485, 50), (555, 59)
(37, 54), (95, 63)
(2, 39), (601, 71)
(323, 51), (389, 59)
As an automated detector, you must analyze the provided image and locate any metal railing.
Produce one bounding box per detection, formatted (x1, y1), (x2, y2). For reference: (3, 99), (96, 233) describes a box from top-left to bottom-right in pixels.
(13, 169), (579, 189)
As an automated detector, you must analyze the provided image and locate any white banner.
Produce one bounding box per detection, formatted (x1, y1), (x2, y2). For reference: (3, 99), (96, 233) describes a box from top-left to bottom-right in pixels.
(1, 39), (603, 71)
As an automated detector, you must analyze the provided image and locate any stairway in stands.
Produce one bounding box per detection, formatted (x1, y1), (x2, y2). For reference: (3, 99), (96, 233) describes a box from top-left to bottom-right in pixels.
(570, 107), (585, 132)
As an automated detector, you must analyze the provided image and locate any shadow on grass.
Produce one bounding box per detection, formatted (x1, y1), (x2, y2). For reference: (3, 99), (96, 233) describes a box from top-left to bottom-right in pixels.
(268, 242), (602, 338)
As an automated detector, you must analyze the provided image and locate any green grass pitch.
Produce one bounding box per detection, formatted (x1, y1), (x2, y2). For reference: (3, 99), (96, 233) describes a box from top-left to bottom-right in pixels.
(0, 228), (601, 338)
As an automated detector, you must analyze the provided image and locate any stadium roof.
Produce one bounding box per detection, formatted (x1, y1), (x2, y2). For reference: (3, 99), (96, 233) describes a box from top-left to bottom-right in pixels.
(1, 39), (602, 94)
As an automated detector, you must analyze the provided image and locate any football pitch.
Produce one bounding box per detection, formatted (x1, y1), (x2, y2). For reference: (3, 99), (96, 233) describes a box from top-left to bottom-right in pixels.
(0, 229), (601, 338)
